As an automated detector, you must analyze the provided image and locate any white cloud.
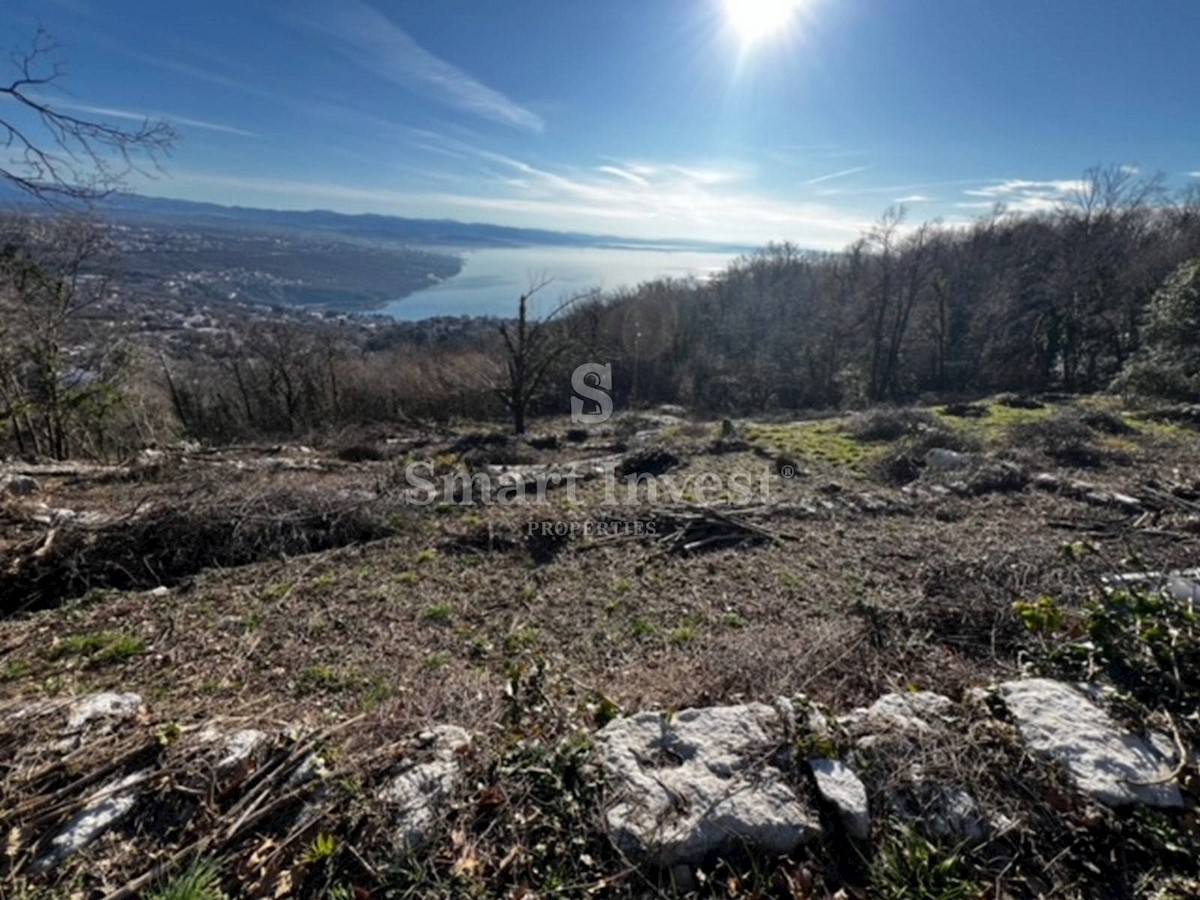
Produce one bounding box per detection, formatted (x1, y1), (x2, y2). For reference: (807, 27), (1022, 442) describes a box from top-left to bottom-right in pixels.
(894, 194), (931, 203)
(1189, 171), (1200, 178)
(161, 155), (875, 248)
(962, 178), (1087, 213)
(596, 165), (650, 187)
(294, 0), (544, 133)
(804, 166), (869, 186)
(37, 98), (257, 137)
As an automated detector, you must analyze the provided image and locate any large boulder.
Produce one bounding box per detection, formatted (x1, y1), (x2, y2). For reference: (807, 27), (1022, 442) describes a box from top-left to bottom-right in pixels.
(998, 679), (1183, 808)
(597, 704), (820, 866)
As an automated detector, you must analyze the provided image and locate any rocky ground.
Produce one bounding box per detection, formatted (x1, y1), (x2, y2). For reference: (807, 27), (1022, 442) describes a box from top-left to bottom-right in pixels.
(1, 396), (1198, 898)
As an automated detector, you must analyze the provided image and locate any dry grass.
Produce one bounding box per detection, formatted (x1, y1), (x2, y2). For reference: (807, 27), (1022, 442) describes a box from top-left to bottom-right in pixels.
(1, 399), (1198, 896)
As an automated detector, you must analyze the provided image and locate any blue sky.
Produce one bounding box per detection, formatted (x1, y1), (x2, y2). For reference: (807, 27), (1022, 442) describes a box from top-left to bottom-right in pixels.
(7, 0), (1200, 247)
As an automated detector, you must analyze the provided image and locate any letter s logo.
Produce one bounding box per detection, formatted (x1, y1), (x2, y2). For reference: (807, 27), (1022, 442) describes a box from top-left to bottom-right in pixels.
(571, 363), (613, 424)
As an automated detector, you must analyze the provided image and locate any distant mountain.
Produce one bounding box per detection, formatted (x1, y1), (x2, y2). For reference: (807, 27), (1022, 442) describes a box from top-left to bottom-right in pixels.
(0, 187), (755, 254)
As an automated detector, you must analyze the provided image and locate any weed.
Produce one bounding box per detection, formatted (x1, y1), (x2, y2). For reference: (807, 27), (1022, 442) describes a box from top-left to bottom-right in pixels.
(53, 631), (145, 666)
(1, 659), (31, 681)
(423, 603), (454, 625)
(147, 858), (227, 900)
(301, 832), (339, 866)
(629, 618), (656, 638)
(669, 617), (702, 645)
(504, 626), (541, 654)
(296, 665), (356, 696)
(157, 722), (183, 747)
(871, 828), (978, 899)
(1012, 596), (1067, 635)
(360, 678), (394, 711)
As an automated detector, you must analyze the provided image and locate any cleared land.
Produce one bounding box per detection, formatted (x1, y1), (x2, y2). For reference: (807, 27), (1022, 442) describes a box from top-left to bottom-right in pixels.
(1, 396), (1198, 897)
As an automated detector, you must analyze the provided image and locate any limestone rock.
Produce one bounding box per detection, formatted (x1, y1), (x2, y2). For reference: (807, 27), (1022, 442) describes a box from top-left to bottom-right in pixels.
(64, 693), (145, 735)
(36, 771), (146, 868)
(218, 729), (268, 771)
(597, 704), (820, 866)
(378, 725), (471, 849)
(839, 691), (957, 739)
(998, 679), (1182, 808)
(809, 758), (870, 839)
(925, 449), (972, 471)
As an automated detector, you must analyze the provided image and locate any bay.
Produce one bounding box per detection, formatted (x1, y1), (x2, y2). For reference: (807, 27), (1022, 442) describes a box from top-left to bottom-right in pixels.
(384, 245), (736, 320)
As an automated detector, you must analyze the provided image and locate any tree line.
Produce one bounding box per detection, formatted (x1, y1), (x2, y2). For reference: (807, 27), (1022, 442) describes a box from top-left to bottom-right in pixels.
(2, 165), (1199, 457)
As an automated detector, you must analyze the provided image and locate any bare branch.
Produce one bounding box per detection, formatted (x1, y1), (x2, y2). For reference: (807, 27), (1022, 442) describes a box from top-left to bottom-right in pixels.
(0, 27), (176, 206)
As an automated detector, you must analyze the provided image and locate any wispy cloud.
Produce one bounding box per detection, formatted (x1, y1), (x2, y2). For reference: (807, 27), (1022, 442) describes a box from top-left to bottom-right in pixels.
(1189, 172), (1200, 178)
(961, 178), (1086, 213)
(166, 149), (874, 248)
(894, 194), (932, 203)
(596, 165), (650, 187)
(293, 0), (544, 133)
(804, 165), (869, 186)
(37, 98), (257, 137)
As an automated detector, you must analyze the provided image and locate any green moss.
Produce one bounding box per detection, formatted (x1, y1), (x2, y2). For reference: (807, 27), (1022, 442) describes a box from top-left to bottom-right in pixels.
(746, 418), (881, 470)
(932, 400), (1055, 444)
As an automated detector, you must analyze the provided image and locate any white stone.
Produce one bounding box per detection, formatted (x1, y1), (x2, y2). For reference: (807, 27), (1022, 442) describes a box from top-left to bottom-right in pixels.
(839, 691), (956, 738)
(924, 449), (972, 471)
(809, 759), (870, 839)
(36, 771), (146, 868)
(65, 693), (144, 733)
(998, 679), (1182, 808)
(597, 704), (820, 866)
(217, 729), (268, 772)
(378, 725), (470, 849)
(1165, 573), (1200, 602)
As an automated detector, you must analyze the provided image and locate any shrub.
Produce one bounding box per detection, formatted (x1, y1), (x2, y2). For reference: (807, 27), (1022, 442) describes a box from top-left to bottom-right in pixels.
(1010, 413), (1103, 468)
(873, 428), (982, 486)
(1115, 259), (1200, 402)
(995, 393), (1045, 410)
(1079, 408), (1138, 436)
(849, 407), (941, 442)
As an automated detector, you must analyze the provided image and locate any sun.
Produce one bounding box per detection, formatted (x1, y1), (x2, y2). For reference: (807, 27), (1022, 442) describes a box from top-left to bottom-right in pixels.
(723, 0), (799, 45)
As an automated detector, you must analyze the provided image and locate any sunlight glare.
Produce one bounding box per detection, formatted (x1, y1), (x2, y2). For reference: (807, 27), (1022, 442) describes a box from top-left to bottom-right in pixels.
(723, 0), (800, 45)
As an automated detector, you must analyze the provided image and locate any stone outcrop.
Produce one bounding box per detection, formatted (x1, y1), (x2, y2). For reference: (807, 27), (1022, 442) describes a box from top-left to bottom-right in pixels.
(597, 704), (820, 865)
(808, 758), (870, 840)
(377, 725), (471, 849)
(997, 679), (1183, 808)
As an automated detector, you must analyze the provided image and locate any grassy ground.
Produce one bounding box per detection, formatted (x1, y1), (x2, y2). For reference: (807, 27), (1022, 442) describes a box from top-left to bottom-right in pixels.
(1, 397), (1199, 897)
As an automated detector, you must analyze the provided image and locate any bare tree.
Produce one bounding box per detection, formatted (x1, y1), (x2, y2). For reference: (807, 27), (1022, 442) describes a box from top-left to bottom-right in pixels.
(496, 278), (580, 434)
(0, 213), (128, 459)
(1, 27), (175, 204)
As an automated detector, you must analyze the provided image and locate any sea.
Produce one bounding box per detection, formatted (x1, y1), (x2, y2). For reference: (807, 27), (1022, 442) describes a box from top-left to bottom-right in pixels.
(383, 245), (737, 320)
